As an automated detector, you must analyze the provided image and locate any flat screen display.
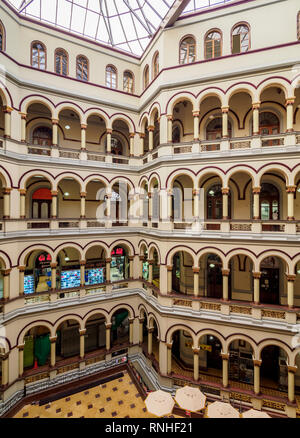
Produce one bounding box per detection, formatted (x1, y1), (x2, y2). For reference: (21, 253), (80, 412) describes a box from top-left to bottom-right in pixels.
(85, 268), (105, 285)
(61, 270), (80, 289)
(24, 275), (35, 295)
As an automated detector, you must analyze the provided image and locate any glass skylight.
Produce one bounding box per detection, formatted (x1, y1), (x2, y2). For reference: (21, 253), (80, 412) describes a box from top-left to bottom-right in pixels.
(7, 0), (238, 56)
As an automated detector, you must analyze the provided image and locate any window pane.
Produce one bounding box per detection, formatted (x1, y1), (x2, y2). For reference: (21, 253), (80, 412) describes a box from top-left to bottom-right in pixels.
(232, 34), (240, 54)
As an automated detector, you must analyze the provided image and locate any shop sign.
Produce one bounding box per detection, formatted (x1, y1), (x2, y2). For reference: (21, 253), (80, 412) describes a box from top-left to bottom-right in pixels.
(199, 344), (212, 352)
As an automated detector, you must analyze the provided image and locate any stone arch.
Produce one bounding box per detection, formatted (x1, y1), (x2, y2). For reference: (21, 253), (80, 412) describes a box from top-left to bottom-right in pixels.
(83, 175), (109, 192)
(197, 88), (225, 107)
(257, 164), (291, 186)
(19, 170), (55, 190)
(166, 325), (196, 345)
(140, 114), (149, 133)
(18, 321), (54, 345)
(83, 109), (109, 126)
(56, 103), (83, 123)
(226, 84), (256, 103)
(83, 309), (108, 327)
(54, 315), (83, 333)
(109, 240), (135, 257)
(110, 114), (135, 133)
(0, 253), (11, 269)
(225, 166), (256, 187)
(108, 304), (134, 324)
(258, 339), (292, 362)
(166, 246), (196, 266)
(225, 334), (257, 357)
(257, 251), (291, 274)
(257, 79), (291, 100)
(166, 169), (196, 190)
(225, 249), (257, 271)
(149, 104), (161, 125)
(166, 92), (196, 115)
(19, 245), (55, 266)
(55, 172), (84, 192)
(196, 247), (226, 267)
(196, 329), (225, 351)
(20, 96), (55, 116)
(53, 242), (83, 260)
(148, 243), (161, 264)
(196, 168), (226, 188)
(83, 242), (109, 260)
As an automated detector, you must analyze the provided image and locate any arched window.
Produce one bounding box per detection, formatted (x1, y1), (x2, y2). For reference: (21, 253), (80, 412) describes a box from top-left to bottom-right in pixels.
(31, 41), (46, 69)
(0, 22), (5, 52)
(232, 23), (250, 54)
(179, 36), (196, 64)
(144, 65), (149, 89)
(32, 126), (52, 146)
(152, 52), (159, 79)
(205, 31), (222, 59)
(76, 55), (88, 81)
(123, 71), (134, 93)
(106, 65), (117, 89)
(55, 48), (68, 76)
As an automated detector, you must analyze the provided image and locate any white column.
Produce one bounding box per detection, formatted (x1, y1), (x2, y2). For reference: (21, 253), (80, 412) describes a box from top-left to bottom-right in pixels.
(20, 113), (27, 143)
(79, 329), (86, 359)
(252, 103), (260, 135)
(222, 107), (229, 138)
(129, 133), (135, 156)
(193, 111), (200, 141)
(51, 263), (57, 290)
(19, 189), (26, 219)
(129, 318), (134, 344)
(253, 359), (262, 395)
(286, 99), (295, 133)
(18, 345), (24, 377)
(18, 266), (25, 296)
(148, 126), (154, 151)
(3, 188), (11, 219)
(52, 119), (59, 146)
(2, 269), (11, 300)
(193, 267), (199, 297)
(80, 192), (86, 219)
(128, 256), (134, 279)
(222, 188), (230, 219)
(167, 115), (173, 143)
(286, 186), (296, 220)
(167, 342), (172, 375)
(81, 124), (87, 150)
(252, 187), (261, 219)
(51, 191), (58, 218)
(3, 107), (12, 139)
(222, 269), (230, 301)
(288, 366), (297, 403)
(50, 336), (57, 367)
(221, 353), (229, 388)
(287, 275), (296, 308)
(167, 265), (173, 294)
(193, 348), (200, 381)
(139, 317), (144, 344)
(1, 353), (9, 386)
(193, 189), (199, 219)
(148, 327), (154, 355)
(253, 272), (261, 304)
(106, 258), (111, 283)
(106, 129), (112, 153)
(105, 323), (111, 351)
(80, 260), (86, 287)
(148, 260), (153, 283)
(139, 133), (145, 155)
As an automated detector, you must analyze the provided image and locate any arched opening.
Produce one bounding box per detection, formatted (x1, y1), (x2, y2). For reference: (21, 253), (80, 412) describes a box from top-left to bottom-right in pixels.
(25, 175), (52, 223)
(0, 22), (5, 51)
(23, 326), (51, 371)
(24, 250), (53, 294)
(206, 117), (232, 140)
(110, 245), (129, 282)
(228, 91), (252, 138)
(260, 183), (280, 221)
(153, 111), (160, 149)
(260, 345), (288, 393)
(85, 180), (107, 220)
(55, 48), (68, 76)
(229, 340), (254, 385)
(171, 175), (194, 223)
(123, 71), (134, 94)
(111, 119), (130, 158)
(206, 254), (223, 299)
(85, 246), (107, 286)
(56, 247), (81, 294)
(58, 108), (81, 151)
(150, 178), (160, 225)
(0, 258), (5, 299)
(32, 187), (52, 219)
(86, 114), (106, 154)
(171, 251), (194, 295)
(57, 177), (81, 219)
(207, 183), (230, 220)
(259, 111), (280, 145)
(199, 334), (223, 376)
(84, 314), (106, 355)
(26, 103), (52, 149)
(228, 255), (254, 302)
(228, 171), (252, 219)
(56, 319), (80, 360)
(111, 182), (130, 225)
(179, 36), (196, 64)
(172, 100), (193, 143)
(170, 330), (194, 377)
(260, 256), (285, 305)
(111, 308), (129, 348)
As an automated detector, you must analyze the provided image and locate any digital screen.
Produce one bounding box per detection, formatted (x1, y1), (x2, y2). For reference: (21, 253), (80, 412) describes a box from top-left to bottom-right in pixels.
(24, 275), (35, 295)
(61, 270), (80, 289)
(85, 268), (105, 285)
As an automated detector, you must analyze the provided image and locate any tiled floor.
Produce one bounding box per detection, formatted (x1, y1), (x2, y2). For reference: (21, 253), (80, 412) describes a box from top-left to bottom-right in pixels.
(13, 371), (180, 419)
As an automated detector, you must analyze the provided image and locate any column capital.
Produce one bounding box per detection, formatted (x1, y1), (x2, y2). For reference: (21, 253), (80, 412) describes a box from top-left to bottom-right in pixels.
(51, 118), (59, 125)
(222, 269), (230, 276)
(2, 269), (11, 276)
(129, 132), (135, 138)
(147, 327), (155, 334)
(221, 352), (229, 360)
(1, 352), (9, 360)
(3, 106), (13, 114)
(3, 188), (12, 194)
(18, 265), (26, 272)
(139, 255), (145, 261)
(192, 347), (200, 355)
(192, 267), (200, 274)
(253, 359), (262, 367)
(148, 192), (152, 199)
(18, 188), (26, 196)
(252, 187), (261, 194)
(81, 124), (87, 130)
(128, 317), (135, 324)
(192, 111), (200, 117)
(166, 342), (173, 349)
(286, 274), (296, 282)
(80, 192), (87, 198)
(221, 106), (229, 113)
(221, 187), (230, 195)
(286, 185), (296, 193)
(167, 265), (173, 272)
(50, 263), (57, 269)
(139, 317), (145, 323)
(167, 189), (173, 196)
(128, 255), (134, 261)
(49, 336), (57, 343)
(147, 125), (154, 132)
(18, 344), (25, 351)
(252, 102), (261, 110)
(148, 259), (154, 265)
(139, 132), (145, 139)
(51, 191), (58, 196)
(105, 323), (112, 329)
(80, 260), (86, 266)
(79, 329), (86, 336)
(106, 128), (112, 135)
(106, 258), (112, 263)
(20, 112), (27, 120)
(192, 188), (199, 196)
(285, 98), (295, 106)
(252, 272), (262, 279)
(287, 365), (297, 373)
(167, 115), (173, 121)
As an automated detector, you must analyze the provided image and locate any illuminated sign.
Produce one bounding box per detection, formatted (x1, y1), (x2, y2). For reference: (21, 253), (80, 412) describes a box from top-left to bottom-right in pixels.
(111, 248), (124, 256)
(38, 254), (52, 262)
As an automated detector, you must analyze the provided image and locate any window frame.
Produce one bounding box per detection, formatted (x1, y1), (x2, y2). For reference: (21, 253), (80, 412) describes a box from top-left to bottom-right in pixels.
(204, 29), (222, 60)
(76, 55), (89, 81)
(31, 40), (47, 70)
(152, 51), (159, 79)
(231, 22), (250, 54)
(179, 35), (196, 65)
(54, 48), (69, 76)
(143, 65), (149, 90)
(123, 70), (134, 94)
(0, 20), (6, 52)
(106, 65), (117, 89)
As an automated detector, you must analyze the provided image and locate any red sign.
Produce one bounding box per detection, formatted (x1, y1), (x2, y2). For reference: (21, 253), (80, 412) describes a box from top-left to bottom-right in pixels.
(38, 254), (52, 262)
(111, 248), (124, 256)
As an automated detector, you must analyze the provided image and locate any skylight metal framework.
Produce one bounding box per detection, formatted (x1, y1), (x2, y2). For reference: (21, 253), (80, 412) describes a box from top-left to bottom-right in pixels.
(7, 0), (238, 56)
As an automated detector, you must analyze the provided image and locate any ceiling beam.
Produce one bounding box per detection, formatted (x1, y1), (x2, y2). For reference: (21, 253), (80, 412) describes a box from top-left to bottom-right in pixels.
(161, 0), (191, 29)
